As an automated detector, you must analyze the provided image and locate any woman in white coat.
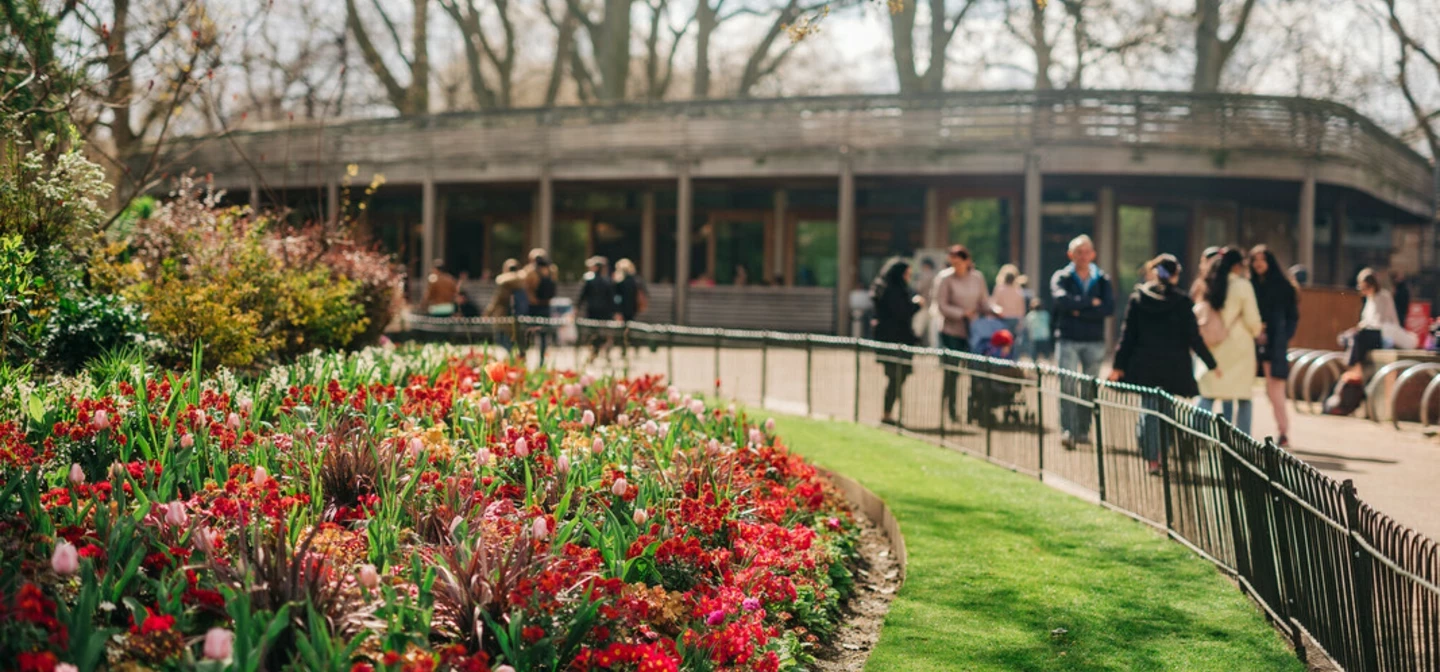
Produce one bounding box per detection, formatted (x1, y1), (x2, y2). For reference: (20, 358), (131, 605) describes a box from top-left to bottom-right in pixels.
(1197, 247), (1263, 434)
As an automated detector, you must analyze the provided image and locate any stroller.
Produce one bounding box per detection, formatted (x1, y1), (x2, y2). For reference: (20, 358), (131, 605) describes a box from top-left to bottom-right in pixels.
(967, 331), (1036, 429)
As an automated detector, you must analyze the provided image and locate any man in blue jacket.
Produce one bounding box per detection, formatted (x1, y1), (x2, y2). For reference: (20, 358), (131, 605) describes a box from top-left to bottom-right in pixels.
(1050, 235), (1114, 449)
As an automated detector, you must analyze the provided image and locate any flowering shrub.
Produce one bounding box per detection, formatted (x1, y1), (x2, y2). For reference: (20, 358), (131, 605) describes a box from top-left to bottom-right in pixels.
(0, 345), (859, 671)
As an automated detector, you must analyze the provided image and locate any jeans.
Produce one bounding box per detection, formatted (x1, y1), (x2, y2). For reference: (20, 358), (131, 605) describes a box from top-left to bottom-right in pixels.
(1057, 340), (1105, 440)
(1198, 397), (1253, 436)
(939, 334), (970, 419)
(1138, 394), (1168, 464)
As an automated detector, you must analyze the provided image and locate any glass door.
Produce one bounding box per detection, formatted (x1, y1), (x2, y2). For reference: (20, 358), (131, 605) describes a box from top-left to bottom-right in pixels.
(711, 216), (768, 286)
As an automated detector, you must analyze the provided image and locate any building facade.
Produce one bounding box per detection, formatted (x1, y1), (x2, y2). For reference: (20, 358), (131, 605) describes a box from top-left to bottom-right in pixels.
(162, 90), (1437, 334)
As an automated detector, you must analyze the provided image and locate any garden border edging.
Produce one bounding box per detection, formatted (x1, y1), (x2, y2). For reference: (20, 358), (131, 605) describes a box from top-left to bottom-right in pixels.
(818, 468), (908, 584)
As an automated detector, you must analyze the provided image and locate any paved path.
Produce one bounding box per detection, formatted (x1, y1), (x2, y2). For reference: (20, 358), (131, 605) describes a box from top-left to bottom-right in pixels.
(522, 338), (1439, 539)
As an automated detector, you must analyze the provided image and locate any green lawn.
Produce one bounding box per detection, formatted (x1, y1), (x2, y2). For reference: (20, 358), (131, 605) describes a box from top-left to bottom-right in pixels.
(774, 414), (1305, 672)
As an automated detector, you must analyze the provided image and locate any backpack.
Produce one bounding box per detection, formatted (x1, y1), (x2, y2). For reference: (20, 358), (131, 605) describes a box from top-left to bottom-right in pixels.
(536, 275), (557, 302)
(1193, 301), (1228, 347)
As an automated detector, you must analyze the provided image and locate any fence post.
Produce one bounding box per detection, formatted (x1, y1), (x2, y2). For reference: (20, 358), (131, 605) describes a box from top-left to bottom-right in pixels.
(760, 333), (769, 406)
(853, 340), (861, 423)
(806, 336), (815, 417)
(1341, 479), (1380, 672)
(1263, 439), (1307, 664)
(983, 360), (993, 458)
(1035, 367), (1045, 480)
(713, 331), (722, 399)
(666, 329), (675, 385)
(937, 351), (947, 446)
(1159, 394), (1175, 532)
(1092, 377), (1107, 503)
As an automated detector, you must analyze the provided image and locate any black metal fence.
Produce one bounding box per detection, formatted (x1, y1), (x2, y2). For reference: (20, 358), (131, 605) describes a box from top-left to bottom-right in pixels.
(406, 315), (1440, 671)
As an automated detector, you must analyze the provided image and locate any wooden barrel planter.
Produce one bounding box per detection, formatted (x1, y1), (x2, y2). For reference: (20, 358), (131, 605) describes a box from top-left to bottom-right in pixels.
(1283, 349), (1316, 401)
(1293, 351), (1345, 412)
(1364, 360), (1420, 422)
(1388, 363), (1440, 427)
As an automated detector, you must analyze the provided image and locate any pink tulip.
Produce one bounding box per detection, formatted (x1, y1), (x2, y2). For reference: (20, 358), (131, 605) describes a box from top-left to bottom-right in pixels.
(478, 397), (494, 415)
(765, 418), (776, 433)
(614, 383), (627, 396)
(668, 388), (681, 403)
(496, 666), (516, 672)
(226, 412), (241, 430)
(708, 439), (721, 452)
(532, 517), (549, 538)
(617, 413), (630, 425)
(68, 463), (84, 486)
(477, 448), (492, 465)
(496, 385), (512, 404)
(706, 610), (726, 626)
(727, 404), (737, 415)
(611, 478), (628, 497)
(252, 466), (269, 487)
(52, 542), (79, 575)
(749, 428), (762, 445)
(55, 664), (78, 672)
(645, 399), (658, 414)
(180, 433), (195, 449)
(239, 398), (253, 414)
(689, 399), (705, 416)
(92, 409), (109, 430)
(358, 564), (380, 590)
(581, 409), (595, 427)
(643, 420), (660, 437)
(591, 437), (605, 455)
(408, 437), (424, 455)
(557, 455), (570, 475)
(165, 501), (188, 527)
(461, 376), (475, 390)
(579, 374), (595, 388)
(203, 627), (234, 660)
(514, 437), (529, 457)
(633, 509), (648, 525)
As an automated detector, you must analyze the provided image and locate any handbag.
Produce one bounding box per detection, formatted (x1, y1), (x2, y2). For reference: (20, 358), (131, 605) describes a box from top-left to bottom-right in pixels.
(1194, 301), (1229, 348)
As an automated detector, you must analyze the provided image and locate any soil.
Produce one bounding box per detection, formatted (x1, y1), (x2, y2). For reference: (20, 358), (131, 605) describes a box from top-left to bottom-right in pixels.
(811, 502), (902, 671)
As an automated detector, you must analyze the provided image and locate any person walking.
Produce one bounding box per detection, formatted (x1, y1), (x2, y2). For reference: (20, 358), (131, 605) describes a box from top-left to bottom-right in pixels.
(871, 257), (920, 425)
(485, 259), (529, 355)
(422, 260), (459, 317)
(578, 256), (618, 362)
(1021, 297), (1050, 362)
(933, 245), (993, 422)
(613, 258), (645, 358)
(524, 249), (557, 365)
(1050, 234), (1114, 449)
(1197, 247), (1263, 434)
(1250, 245), (1300, 446)
(1109, 254), (1218, 474)
(993, 264), (1027, 353)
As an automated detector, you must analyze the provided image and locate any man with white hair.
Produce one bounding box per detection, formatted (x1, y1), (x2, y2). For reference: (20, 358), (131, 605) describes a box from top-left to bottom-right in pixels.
(1049, 234), (1114, 449)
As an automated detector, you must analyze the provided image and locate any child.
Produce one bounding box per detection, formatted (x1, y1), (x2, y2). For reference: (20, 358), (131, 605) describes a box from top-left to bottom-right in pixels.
(984, 329), (1015, 360)
(1022, 298), (1051, 362)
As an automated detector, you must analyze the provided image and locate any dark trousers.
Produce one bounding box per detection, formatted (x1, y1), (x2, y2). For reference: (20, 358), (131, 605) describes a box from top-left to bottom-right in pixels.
(883, 359), (911, 417)
(527, 305), (552, 363)
(1347, 328), (1383, 367)
(939, 333), (969, 418)
(1138, 394), (1170, 463)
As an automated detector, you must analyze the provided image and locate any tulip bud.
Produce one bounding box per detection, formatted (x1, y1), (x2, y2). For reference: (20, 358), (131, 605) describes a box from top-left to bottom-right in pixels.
(557, 455), (570, 476)
(727, 404), (737, 415)
(180, 433), (195, 449)
(69, 463), (85, 486)
(203, 627), (234, 660)
(110, 462), (126, 480)
(358, 564), (380, 590)
(581, 409), (595, 427)
(689, 399), (705, 416)
(496, 385), (512, 405)
(749, 428), (762, 445)
(239, 398), (253, 414)
(461, 377), (474, 390)
(497, 666), (517, 672)
(92, 409), (109, 430)
(226, 412), (241, 430)
(591, 437), (605, 455)
(477, 448), (492, 465)
(643, 420), (660, 437)
(617, 413), (630, 425)
(478, 396), (494, 415)
(56, 664), (78, 672)
(668, 388), (681, 403)
(633, 509), (648, 525)
(708, 439), (721, 452)
(579, 374), (595, 388)
(165, 501), (188, 527)
(252, 466), (269, 487)
(645, 399), (658, 414)
(532, 517), (549, 538)
(611, 477), (628, 497)
(408, 437), (424, 455)
(614, 383), (627, 396)
(514, 437), (529, 457)
(764, 418), (776, 433)
(52, 541), (78, 575)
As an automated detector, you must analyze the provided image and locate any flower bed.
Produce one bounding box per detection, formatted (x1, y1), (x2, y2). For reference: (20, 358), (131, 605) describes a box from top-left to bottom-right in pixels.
(0, 346), (860, 672)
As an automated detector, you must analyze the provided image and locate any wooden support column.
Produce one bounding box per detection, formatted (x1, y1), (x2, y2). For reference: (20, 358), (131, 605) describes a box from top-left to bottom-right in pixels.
(535, 170), (554, 251)
(837, 158), (857, 335)
(1023, 153), (1042, 278)
(422, 177), (437, 279)
(1298, 168), (1316, 286)
(641, 190), (657, 283)
(249, 181), (261, 210)
(1097, 186), (1116, 348)
(675, 164), (693, 324)
(924, 186), (943, 248)
(772, 189), (787, 282)
(326, 180), (340, 224)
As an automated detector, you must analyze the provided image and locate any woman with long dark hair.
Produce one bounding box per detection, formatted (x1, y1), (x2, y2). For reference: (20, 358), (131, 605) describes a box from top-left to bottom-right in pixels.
(1249, 245), (1300, 446)
(871, 257), (920, 425)
(1109, 254), (1218, 474)
(1196, 247), (1262, 434)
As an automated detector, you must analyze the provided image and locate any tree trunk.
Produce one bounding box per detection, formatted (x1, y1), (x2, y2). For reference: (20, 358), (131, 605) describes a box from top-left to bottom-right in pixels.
(921, 0), (946, 92)
(693, 0), (717, 98)
(409, 0), (429, 114)
(597, 0), (632, 101)
(1030, 0), (1054, 90)
(545, 12), (577, 106)
(737, 0), (800, 97)
(107, 0), (138, 155)
(889, 0), (921, 94)
(1192, 0), (1222, 93)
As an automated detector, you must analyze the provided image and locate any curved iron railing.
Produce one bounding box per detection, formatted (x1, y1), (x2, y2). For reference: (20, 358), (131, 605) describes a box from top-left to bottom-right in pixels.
(405, 313), (1440, 671)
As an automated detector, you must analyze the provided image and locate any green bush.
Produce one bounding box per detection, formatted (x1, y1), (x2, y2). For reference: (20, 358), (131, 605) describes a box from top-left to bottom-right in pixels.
(38, 293), (154, 373)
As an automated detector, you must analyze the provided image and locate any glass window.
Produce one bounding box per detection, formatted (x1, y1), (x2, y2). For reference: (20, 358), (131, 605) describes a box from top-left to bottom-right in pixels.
(593, 214), (642, 277)
(795, 220), (837, 287)
(858, 216), (923, 288)
(947, 198), (1010, 282)
(1117, 205), (1155, 299)
(714, 220), (766, 286)
(551, 219), (591, 282)
(487, 220), (528, 277)
(361, 191), (424, 279)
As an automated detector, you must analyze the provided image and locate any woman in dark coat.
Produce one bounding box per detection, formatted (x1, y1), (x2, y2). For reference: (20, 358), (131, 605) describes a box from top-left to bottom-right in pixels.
(1250, 245), (1300, 447)
(871, 257), (920, 425)
(1109, 254), (1218, 474)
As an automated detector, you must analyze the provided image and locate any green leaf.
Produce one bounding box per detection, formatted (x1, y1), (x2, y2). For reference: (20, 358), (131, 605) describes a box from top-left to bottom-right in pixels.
(27, 393), (44, 426)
